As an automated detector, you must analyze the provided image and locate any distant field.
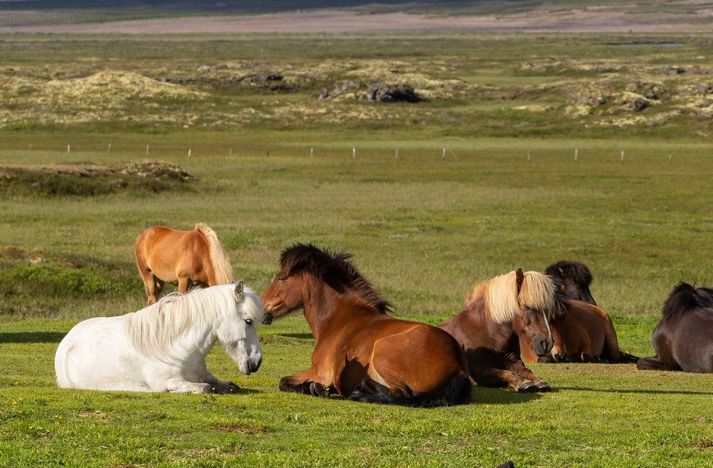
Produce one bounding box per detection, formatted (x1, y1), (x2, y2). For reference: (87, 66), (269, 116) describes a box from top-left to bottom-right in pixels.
(0, 0), (712, 32)
(1, 32), (712, 466)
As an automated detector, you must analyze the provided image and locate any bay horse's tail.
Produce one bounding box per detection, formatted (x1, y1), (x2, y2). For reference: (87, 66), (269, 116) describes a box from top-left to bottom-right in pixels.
(194, 223), (233, 284)
(596, 307), (639, 362)
(348, 371), (471, 407)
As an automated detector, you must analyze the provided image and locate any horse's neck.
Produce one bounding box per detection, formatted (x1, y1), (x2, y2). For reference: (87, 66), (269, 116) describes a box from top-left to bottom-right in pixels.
(173, 316), (219, 359)
(453, 298), (515, 350)
(303, 278), (372, 342)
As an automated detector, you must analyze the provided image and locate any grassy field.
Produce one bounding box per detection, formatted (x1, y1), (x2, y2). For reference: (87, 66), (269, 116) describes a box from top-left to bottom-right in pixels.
(1, 33), (712, 466)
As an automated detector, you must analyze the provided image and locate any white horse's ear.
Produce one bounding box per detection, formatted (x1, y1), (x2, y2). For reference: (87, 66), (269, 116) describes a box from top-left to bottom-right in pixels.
(234, 281), (244, 302)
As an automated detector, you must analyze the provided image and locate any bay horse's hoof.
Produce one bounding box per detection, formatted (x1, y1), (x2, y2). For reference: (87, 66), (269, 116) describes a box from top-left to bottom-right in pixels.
(516, 381), (538, 393)
(535, 381), (552, 392)
(309, 382), (329, 397)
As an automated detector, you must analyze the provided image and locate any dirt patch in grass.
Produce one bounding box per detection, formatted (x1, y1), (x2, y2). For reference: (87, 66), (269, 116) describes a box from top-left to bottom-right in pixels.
(0, 160), (193, 197)
(212, 422), (272, 435)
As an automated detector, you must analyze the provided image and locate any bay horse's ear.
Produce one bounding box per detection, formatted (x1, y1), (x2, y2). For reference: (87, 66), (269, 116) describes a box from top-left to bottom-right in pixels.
(515, 269), (525, 294)
(234, 281), (245, 301)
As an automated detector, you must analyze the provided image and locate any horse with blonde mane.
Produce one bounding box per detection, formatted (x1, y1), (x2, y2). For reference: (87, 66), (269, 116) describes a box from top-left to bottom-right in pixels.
(55, 282), (264, 393)
(440, 269), (565, 392)
(135, 223), (233, 304)
(518, 261), (638, 363)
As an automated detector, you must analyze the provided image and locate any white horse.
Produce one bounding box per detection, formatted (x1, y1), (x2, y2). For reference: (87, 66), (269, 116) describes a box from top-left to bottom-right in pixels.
(55, 282), (264, 393)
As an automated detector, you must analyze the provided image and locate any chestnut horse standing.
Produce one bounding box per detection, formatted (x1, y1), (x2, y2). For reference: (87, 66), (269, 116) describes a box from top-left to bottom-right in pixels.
(135, 223), (233, 304)
(261, 244), (471, 406)
(440, 269), (564, 392)
(637, 282), (713, 373)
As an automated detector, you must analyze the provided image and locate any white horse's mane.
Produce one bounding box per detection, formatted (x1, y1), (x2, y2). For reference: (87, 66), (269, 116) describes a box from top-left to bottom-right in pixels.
(127, 284), (263, 359)
(466, 270), (560, 323)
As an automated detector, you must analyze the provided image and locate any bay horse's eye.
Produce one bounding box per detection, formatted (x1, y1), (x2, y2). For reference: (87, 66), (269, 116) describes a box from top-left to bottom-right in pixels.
(244, 318), (253, 326)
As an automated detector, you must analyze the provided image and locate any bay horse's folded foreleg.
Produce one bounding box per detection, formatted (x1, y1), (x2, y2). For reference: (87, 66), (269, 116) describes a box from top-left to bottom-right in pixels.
(472, 365), (537, 393)
(506, 360), (551, 392)
(279, 368), (333, 397)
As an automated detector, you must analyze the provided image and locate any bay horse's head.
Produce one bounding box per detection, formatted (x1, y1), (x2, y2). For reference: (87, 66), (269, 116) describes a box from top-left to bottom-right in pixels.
(260, 243), (391, 324)
(469, 269), (565, 357)
(544, 260), (596, 306)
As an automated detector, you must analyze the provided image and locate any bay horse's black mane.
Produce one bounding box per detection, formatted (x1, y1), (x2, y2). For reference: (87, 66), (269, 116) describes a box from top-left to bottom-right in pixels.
(279, 243), (392, 314)
(662, 282), (713, 317)
(545, 260), (593, 287)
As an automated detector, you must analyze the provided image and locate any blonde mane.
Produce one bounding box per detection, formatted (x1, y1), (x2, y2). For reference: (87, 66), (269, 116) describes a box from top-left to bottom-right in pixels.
(465, 270), (561, 323)
(126, 284), (263, 359)
(195, 223), (234, 284)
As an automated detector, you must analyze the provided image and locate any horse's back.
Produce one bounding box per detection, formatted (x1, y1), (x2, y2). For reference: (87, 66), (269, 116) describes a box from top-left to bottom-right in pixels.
(55, 315), (148, 390)
(564, 300), (616, 358)
(668, 309), (713, 372)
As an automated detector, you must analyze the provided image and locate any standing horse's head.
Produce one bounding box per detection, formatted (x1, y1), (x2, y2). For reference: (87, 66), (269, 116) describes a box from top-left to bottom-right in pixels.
(218, 282), (265, 375)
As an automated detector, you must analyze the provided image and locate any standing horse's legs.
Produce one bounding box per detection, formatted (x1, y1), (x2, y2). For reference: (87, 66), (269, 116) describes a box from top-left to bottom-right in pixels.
(177, 275), (191, 294)
(139, 271), (160, 305)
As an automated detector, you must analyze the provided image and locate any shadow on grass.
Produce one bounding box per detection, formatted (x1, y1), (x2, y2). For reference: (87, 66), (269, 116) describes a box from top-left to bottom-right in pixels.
(276, 333), (314, 340)
(558, 386), (713, 396)
(0, 332), (66, 343)
(471, 386), (543, 404)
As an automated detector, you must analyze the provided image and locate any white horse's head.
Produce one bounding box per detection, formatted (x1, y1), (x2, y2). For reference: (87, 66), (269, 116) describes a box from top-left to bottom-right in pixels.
(218, 282), (265, 375)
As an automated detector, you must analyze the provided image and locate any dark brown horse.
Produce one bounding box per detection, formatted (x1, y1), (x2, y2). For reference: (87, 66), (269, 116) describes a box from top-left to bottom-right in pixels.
(544, 260), (596, 305)
(135, 223), (233, 304)
(260, 244), (471, 406)
(522, 262), (637, 363)
(519, 299), (632, 363)
(440, 269), (564, 392)
(637, 282), (713, 373)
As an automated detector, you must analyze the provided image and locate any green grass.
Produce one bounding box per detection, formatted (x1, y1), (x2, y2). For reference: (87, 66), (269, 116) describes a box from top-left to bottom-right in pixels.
(1, 32), (712, 466)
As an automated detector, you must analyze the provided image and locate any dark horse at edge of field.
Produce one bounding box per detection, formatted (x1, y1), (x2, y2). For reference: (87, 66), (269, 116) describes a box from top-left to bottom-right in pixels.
(135, 223), (233, 304)
(637, 282), (713, 373)
(260, 243), (471, 406)
(440, 269), (564, 392)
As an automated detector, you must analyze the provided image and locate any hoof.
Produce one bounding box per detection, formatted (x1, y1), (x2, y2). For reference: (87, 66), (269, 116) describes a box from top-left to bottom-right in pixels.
(309, 382), (328, 397)
(535, 381), (551, 392)
(278, 378), (293, 393)
(516, 381), (538, 393)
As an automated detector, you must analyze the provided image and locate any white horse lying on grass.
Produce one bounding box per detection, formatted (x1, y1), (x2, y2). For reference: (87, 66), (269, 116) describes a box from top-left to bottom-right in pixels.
(55, 282), (264, 393)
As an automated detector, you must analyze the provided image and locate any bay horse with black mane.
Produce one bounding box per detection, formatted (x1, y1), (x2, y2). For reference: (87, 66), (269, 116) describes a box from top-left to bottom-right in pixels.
(440, 269), (564, 392)
(637, 282), (713, 373)
(520, 261), (637, 363)
(135, 223), (233, 304)
(260, 244), (471, 406)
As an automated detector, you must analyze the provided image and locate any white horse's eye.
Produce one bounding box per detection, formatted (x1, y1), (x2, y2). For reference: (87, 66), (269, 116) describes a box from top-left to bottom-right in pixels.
(244, 318), (253, 326)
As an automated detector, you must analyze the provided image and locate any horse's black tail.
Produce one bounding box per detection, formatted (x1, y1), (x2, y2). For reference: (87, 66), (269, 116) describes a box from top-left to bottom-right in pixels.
(616, 349), (640, 363)
(348, 371), (471, 408)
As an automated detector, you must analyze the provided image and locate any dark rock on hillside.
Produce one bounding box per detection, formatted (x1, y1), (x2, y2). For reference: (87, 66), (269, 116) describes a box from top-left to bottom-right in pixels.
(362, 82), (421, 103)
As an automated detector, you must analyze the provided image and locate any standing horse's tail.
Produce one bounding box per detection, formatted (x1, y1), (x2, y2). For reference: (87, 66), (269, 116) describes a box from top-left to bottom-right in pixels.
(348, 371), (471, 407)
(195, 223), (233, 284)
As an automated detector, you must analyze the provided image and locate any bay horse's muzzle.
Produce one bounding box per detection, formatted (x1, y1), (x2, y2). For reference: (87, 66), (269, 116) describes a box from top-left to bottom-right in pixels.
(262, 313), (273, 325)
